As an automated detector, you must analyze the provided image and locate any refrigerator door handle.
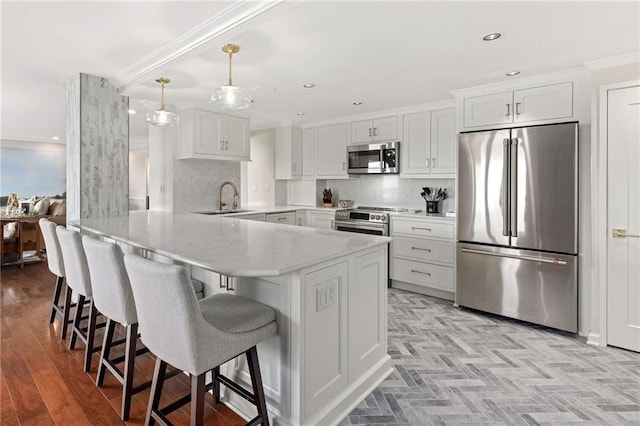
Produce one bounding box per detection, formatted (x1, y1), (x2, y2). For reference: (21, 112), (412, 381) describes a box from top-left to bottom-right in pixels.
(510, 138), (518, 237)
(502, 138), (510, 237)
(460, 247), (568, 265)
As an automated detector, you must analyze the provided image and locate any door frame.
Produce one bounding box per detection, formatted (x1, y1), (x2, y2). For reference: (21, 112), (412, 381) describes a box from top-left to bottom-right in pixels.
(593, 79), (640, 347)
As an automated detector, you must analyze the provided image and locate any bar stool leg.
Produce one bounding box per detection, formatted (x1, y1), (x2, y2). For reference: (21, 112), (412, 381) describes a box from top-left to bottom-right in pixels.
(49, 276), (64, 323)
(247, 346), (269, 426)
(190, 373), (206, 426)
(212, 366), (221, 403)
(121, 323), (138, 421)
(97, 318), (116, 387)
(61, 286), (73, 340)
(69, 294), (86, 350)
(83, 300), (98, 373)
(147, 358), (168, 426)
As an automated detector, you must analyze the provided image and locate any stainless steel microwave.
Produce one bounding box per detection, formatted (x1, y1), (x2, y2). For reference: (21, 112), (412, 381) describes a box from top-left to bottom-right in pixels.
(347, 142), (399, 174)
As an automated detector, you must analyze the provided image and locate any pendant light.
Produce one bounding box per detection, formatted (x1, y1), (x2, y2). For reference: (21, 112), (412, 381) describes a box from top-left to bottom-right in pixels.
(146, 77), (179, 127)
(210, 44), (252, 110)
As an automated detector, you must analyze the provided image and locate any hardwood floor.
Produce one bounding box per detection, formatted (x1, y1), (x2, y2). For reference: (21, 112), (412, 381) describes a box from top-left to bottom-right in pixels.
(1, 261), (245, 425)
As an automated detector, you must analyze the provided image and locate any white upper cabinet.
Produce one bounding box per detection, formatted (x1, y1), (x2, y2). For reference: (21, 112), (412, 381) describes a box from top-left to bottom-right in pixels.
(274, 127), (303, 180)
(302, 128), (317, 178)
(180, 108), (250, 160)
(463, 91), (513, 128)
(462, 82), (573, 129)
(350, 116), (398, 144)
(401, 108), (455, 177)
(429, 109), (456, 175)
(513, 82), (573, 123)
(316, 123), (348, 178)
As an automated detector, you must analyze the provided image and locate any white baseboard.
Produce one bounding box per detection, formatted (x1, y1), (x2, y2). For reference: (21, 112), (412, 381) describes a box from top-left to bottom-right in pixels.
(586, 332), (602, 347)
(391, 280), (455, 301)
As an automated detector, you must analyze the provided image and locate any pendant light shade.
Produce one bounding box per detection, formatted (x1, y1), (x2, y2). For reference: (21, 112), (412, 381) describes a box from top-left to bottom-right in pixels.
(210, 44), (252, 110)
(146, 77), (179, 127)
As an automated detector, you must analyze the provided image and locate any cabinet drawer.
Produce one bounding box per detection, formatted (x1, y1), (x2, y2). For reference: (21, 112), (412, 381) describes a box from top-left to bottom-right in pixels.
(390, 258), (454, 292)
(391, 218), (454, 239)
(391, 236), (454, 264)
(266, 212), (296, 225)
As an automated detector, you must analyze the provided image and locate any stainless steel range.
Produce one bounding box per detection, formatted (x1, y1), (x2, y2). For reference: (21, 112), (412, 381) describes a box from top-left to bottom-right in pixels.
(333, 206), (416, 236)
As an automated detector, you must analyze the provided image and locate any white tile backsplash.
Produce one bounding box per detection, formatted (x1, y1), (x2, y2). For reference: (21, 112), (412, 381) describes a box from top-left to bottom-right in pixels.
(316, 175), (455, 212)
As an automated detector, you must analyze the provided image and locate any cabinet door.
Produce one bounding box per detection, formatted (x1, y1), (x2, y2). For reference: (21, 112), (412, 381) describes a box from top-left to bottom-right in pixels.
(463, 91), (513, 128)
(372, 116), (398, 141)
(195, 109), (222, 155)
(430, 108), (456, 175)
(302, 128), (317, 177)
(350, 120), (373, 144)
(308, 211), (334, 230)
(291, 128), (303, 178)
(222, 116), (249, 159)
(513, 82), (573, 123)
(402, 112), (431, 174)
(317, 124), (348, 177)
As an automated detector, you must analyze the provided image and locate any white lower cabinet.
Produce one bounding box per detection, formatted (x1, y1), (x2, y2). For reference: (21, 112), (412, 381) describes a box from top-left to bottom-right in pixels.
(266, 211), (296, 225)
(235, 212), (265, 221)
(390, 216), (455, 299)
(295, 211), (306, 226)
(306, 210), (335, 230)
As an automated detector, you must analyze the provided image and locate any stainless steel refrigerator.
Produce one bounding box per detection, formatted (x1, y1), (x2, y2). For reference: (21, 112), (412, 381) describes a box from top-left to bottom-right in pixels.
(456, 122), (578, 332)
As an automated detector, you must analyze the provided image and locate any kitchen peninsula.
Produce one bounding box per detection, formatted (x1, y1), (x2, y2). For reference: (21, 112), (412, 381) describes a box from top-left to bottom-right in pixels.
(71, 210), (393, 425)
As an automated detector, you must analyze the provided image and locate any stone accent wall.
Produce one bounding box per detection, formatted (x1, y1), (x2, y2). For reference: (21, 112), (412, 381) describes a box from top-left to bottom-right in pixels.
(66, 73), (129, 221)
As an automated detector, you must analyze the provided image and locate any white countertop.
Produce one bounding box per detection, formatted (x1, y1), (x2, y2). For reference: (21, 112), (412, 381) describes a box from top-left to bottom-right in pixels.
(72, 211), (390, 277)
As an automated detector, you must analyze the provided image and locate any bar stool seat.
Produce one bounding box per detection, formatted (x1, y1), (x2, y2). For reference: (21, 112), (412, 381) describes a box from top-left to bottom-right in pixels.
(123, 254), (277, 426)
(39, 218), (71, 339)
(56, 226), (102, 373)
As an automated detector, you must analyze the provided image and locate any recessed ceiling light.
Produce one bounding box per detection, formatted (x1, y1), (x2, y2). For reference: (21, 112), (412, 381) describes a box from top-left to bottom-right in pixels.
(128, 109), (136, 114)
(296, 112), (305, 116)
(52, 136), (60, 141)
(483, 32), (501, 41)
(505, 70), (521, 76)
(302, 83), (315, 88)
(353, 101), (363, 106)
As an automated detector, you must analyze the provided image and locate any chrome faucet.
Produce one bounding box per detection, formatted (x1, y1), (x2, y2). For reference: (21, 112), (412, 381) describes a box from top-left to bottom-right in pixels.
(219, 181), (239, 210)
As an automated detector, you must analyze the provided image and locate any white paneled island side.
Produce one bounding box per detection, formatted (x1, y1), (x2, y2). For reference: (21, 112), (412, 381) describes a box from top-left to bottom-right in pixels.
(71, 211), (393, 425)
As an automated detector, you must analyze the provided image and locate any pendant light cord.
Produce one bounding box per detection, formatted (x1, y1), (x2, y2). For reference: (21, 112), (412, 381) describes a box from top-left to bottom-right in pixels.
(228, 50), (234, 86)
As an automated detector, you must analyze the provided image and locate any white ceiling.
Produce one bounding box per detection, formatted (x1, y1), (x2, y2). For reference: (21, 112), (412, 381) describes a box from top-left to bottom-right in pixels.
(2, 1), (639, 145)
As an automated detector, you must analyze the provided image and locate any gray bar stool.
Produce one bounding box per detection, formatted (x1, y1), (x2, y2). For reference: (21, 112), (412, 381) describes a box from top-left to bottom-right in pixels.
(56, 226), (102, 373)
(82, 236), (154, 420)
(124, 253), (277, 426)
(39, 218), (71, 339)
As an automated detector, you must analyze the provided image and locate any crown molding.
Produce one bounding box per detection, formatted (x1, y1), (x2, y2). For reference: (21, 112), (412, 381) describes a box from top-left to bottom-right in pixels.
(113, 0), (285, 92)
(302, 98), (456, 129)
(450, 66), (590, 99)
(584, 52), (640, 71)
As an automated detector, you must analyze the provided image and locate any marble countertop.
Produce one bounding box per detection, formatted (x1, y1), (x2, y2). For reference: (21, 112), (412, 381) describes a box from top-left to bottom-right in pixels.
(72, 211), (390, 277)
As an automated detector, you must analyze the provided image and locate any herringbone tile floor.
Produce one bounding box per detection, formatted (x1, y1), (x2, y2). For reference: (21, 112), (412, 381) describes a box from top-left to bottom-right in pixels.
(342, 289), (640, 426)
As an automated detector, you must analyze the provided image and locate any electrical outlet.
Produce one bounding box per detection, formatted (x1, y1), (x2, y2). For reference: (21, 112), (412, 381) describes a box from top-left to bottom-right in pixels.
(316, 282), (337, 312)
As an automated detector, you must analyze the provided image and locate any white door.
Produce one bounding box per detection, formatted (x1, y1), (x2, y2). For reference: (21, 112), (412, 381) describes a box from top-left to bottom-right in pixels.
(607, 84), (640, 352)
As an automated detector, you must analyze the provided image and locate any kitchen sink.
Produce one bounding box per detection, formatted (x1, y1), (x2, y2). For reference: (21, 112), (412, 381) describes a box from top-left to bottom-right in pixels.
(194, 209), (254, 215)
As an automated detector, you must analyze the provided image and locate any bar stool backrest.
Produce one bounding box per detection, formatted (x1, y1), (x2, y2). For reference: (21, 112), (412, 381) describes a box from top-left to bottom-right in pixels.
(124, 253), (216, 375)
(39, 218), (64, 277)
(56, 227), (92, 297)
(82, 236), (137, 326)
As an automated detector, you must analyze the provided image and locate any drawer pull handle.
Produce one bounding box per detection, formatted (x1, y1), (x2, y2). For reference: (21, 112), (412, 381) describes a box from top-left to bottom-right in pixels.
(411, 269), (431, 276)
(277, 217), (287, 221)
(411, 226), (431, 232)
(411, 246), (431, 252)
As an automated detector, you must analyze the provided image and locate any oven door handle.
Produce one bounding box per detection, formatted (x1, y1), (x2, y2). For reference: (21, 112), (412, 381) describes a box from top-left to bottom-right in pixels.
(333, 220), (388, 235)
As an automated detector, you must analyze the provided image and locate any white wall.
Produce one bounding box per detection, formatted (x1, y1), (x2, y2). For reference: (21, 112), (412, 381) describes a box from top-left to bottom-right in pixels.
(245, 129), (275, 208)
(129, 147), (147, 210)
